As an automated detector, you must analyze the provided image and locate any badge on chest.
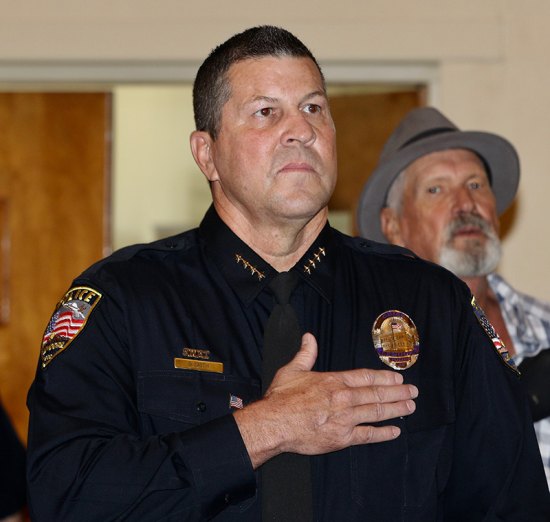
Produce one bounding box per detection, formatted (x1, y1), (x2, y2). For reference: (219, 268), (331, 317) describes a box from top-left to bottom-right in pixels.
(372, 310), (420, 370)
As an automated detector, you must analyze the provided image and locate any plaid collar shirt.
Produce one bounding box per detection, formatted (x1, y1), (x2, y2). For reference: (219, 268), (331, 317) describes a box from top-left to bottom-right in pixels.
(488, 272), (550, 487)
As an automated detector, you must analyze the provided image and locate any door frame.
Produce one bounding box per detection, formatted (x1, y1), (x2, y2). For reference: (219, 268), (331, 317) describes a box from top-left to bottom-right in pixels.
(0, 60), (439, 105)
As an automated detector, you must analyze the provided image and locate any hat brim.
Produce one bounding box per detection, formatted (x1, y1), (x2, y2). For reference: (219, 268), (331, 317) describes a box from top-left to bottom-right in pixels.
(357, 130), (520, 243)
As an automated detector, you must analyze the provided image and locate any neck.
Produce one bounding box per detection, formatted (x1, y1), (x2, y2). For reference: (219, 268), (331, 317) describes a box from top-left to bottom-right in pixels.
(462, 273), (515, 356)
(214, 201), (328, 272)
(461, 275), (493, 308)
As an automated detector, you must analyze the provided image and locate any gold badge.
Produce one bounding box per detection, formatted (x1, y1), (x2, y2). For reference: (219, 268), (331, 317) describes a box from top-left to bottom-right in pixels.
(372, 310), (420, 370)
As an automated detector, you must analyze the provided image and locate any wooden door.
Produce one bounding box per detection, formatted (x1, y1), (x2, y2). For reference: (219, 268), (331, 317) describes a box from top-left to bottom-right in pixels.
(328, 90), (423, 233)
(0, 93), (110, 441)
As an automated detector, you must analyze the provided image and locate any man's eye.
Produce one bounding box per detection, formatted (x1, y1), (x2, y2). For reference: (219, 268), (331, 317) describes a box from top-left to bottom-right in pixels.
(303, 104), (321, 114)
(469, 181), (481, 190)
(256, 107), (273, 117)
(427, 186), (441, 194)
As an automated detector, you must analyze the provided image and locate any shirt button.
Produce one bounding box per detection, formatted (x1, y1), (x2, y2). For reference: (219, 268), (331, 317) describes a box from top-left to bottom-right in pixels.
(196, 402), (207, 412)
(224, 493), (231, 504)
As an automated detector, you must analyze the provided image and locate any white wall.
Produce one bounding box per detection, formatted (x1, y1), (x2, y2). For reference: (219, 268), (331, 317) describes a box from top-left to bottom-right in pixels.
(1, 0), (549, 301)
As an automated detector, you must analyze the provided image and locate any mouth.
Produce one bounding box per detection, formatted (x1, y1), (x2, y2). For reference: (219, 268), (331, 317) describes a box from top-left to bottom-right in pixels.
(453, 225), (486, 238)
(277, 162), (315, 174)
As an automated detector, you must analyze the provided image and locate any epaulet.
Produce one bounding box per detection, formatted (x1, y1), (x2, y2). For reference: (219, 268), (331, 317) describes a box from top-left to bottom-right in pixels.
(114, 232), (192, 256)
(80, 230), (196, 278)
(347, 236), (419, 259)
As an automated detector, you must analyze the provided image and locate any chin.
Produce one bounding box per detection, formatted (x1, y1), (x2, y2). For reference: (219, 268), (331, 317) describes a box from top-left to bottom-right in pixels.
(453, 235), (486, 248)
(276, 201), (324, 221)
(274, 191), (329, 216)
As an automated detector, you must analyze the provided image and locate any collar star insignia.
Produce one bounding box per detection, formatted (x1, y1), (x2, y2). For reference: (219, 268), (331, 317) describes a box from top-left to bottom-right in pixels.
(303, 246), (326, 275)
(235, 253), (265, 280)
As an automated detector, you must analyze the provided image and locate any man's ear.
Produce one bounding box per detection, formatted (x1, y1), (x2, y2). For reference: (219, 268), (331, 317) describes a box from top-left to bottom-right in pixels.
(190, 131), (219, 182)
(380, 207), (404, 245)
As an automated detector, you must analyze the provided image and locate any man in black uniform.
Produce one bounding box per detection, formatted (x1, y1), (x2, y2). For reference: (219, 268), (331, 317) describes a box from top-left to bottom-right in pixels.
(0, 400), (26, 521)
(27, 26), (549, 521)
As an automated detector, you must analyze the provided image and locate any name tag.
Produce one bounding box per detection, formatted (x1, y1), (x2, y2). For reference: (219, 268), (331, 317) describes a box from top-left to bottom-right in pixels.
(173, 358), (224, 373)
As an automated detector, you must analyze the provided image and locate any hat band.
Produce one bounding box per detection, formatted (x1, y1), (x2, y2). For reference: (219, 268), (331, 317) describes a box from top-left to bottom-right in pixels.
(400, 126), (457, 150)
(399, 126), (494, 185)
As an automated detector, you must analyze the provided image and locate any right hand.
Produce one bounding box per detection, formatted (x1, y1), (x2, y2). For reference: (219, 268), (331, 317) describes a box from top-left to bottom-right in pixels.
(233, 332), (418, 469)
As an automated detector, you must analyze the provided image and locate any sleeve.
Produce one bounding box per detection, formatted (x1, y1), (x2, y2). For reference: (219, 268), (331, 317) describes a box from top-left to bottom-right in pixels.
(0, 400), (26, 518)
(443, 284), (550, 521)
(26, 279), (256, 521)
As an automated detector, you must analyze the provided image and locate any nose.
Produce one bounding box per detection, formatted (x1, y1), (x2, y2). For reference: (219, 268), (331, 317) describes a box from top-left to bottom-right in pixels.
(452, 186), (476, 215)
(281, 112), (316, 147)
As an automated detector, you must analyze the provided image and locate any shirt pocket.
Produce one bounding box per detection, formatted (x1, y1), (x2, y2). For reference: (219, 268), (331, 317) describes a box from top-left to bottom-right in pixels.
(137, 370), (260, 433)
(402, 375), (455, 508)
(350, 376), (455, 514)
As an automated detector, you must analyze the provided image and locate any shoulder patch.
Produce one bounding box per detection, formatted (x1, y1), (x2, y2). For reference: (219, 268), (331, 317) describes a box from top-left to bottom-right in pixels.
(41, 286), (102, 368)
(471, 295), (519, 374)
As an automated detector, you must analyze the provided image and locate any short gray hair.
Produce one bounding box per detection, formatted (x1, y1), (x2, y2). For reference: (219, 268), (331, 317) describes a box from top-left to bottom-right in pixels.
(384, 169), (407, 214)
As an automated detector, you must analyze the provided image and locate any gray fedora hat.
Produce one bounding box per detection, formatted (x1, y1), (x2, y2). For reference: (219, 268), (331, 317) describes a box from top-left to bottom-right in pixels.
(357, 106), (520, 243)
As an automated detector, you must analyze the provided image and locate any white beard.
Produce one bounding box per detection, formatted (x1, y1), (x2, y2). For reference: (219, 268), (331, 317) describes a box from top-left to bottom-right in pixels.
(438, 214), (501, 277)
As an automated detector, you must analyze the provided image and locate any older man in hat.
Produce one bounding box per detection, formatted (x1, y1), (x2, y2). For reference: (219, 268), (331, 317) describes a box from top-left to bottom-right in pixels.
(358, 106), (550, 485)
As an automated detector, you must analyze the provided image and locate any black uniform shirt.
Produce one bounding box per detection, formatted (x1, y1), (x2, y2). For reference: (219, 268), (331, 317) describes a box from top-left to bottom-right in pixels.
(27, 206), (550, 521)
(0, 401), (26, 518)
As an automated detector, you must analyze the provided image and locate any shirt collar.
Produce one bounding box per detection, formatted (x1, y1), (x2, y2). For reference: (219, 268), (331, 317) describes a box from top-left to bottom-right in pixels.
(199, 205), (337, 305)
(488, 272), (544, 354)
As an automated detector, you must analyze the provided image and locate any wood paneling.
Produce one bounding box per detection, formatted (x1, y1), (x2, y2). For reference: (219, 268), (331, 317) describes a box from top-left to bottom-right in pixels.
(0, 93), (110, 441)
(328, 90), (423, 233)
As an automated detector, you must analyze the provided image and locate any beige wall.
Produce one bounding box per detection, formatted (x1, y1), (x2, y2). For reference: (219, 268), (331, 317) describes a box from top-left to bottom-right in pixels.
(113, 85), (210, 247)
(1, 0), (549, 301)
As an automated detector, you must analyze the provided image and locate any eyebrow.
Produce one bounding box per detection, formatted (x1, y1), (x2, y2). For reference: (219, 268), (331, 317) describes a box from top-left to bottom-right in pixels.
(245, 90), (327, 107)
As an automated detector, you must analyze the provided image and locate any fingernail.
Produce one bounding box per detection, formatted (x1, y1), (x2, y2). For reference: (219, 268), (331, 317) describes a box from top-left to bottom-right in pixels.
(407, 399), (416, 412)
(409, 385), (418, 398)
(392, 427), (401, 438)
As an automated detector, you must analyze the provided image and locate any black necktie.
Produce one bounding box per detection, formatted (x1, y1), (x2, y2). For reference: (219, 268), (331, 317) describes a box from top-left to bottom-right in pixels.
(261, 271), (313, 522)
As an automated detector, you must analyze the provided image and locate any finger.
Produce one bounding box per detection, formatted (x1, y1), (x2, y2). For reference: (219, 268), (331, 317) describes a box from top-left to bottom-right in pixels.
(288, 332), (318, 372)
(350, 424), (402, 445)
(340, 367), (405, 388)
(346, 383), (418, 407)
(352, 398), (416, 425)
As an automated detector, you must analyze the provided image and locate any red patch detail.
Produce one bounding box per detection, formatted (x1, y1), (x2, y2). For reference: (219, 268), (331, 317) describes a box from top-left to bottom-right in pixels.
(41, 286), (102, 368)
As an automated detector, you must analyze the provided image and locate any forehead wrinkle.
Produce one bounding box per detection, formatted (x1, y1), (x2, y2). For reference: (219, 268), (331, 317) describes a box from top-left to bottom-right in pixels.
(302, 89), (327, 101)
(246, 95), (279, 106)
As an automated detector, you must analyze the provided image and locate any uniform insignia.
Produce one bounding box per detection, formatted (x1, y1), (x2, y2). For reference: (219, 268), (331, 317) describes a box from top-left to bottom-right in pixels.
(182, 347), (211, 360)
(303, 246), (326, 275)
(235, 254), (265, 280)
(229, 394), (244, 410)
(174, 347), (224, 373)
(471, 296), (518, 373)
(41, 286), (102, 368)
(372, 310), (420, 370)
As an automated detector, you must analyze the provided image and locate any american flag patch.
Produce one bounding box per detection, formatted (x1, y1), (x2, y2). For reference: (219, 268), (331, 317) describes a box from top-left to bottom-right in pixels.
(41, 286), (102, 368)
(471, 295), (518, 374)
(229, 394), (244, 410)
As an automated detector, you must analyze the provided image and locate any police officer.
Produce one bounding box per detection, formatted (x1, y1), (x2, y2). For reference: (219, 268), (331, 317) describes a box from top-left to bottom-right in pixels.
(0, 400), (26, 522)
(27, 26), (549, 520)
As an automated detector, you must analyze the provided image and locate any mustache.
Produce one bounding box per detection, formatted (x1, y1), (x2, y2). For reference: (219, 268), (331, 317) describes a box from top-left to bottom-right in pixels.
(445, 214), (496, 239)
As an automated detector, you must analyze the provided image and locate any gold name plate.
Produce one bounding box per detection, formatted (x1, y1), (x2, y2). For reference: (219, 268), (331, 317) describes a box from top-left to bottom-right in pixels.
(174, 358), (224, 373)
